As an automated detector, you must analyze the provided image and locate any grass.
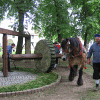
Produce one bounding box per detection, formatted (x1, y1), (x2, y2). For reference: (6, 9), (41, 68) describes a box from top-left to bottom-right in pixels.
(83, 64), (93, 76)
(0, 66), (58, 93)
(80, 91), (100, 100)
(80, 63), (100, 100)
(80, 64), (100, 100)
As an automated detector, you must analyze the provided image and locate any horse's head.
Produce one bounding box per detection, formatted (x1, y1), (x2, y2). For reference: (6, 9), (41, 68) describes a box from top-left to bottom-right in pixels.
(61, 38), (72, 54)
(61, 37), (87, 59)
(61, 38), (72, 61)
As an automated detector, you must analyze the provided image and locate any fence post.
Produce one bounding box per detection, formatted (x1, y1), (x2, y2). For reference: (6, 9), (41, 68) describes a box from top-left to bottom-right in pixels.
(3, 34), (8, 77)
(25, 36), (31, 54)
(25, 36), (31, 63)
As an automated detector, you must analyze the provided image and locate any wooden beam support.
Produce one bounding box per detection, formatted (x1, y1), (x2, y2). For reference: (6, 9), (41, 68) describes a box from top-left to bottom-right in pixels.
(25, 36), (31, 54)
(0, 28), (30, 37)
(10, 54), (42, 60)
(10, 53), (62, 60)
(3, 34), (8, 77)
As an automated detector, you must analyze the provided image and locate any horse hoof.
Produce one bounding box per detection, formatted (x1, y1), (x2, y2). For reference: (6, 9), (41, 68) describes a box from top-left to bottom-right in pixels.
(69, 75), (74, 81)
(77, 79), (83, 86)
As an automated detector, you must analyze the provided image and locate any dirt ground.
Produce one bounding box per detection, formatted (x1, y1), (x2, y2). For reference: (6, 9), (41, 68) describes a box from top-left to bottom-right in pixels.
(0, 57), (94, 100)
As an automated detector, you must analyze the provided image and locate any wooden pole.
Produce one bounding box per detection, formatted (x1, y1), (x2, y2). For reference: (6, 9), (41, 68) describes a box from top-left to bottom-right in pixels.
(10, 53), (62, 60)
(25, 36), (31, 54)
(10, 54), (42, 60)
(25, 36), (31, 63)
(3, 34), (8, 77)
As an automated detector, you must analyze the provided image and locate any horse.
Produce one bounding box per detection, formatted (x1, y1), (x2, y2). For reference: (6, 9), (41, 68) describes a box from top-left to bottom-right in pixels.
(61, 37), (86, 86)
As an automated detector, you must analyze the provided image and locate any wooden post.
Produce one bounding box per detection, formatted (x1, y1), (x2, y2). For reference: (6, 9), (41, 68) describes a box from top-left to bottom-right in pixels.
(25, 36), (31, 63)
(3, 34), (8, 77)
(25, 36), (31, 54)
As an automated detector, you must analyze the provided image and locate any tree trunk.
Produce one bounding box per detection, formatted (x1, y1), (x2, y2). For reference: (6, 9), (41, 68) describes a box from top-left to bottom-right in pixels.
(16, 10), (24, 54)
(84, 29), (88, 47)
(58, 34), (62, 43)
(53, 0), (62, 43)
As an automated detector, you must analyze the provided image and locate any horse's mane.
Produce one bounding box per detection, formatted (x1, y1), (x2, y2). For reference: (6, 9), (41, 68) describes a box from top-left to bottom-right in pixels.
(61, 39), (66, 49)
(69, 37), (80, 49)
(61, 37), (81, 50)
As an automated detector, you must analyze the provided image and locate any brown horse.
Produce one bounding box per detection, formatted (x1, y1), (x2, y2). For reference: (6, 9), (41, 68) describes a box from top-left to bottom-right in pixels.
(61, 37), (86, 86)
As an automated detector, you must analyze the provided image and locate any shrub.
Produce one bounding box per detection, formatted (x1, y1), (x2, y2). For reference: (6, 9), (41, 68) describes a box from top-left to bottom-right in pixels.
(0, 47), (2, 52)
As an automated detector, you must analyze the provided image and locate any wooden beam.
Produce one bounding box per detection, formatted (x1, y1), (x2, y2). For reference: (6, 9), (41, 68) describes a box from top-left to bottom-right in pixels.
(10, 53), (62, 60)
(0, 28), (30, 37)
(3, 34), (8, 77)
(25, 36), (31, 54)
(10, 54), (42, 60)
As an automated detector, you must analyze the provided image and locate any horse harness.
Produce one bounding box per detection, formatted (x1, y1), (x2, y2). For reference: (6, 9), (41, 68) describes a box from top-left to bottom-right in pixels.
(66, 38), (83, 58)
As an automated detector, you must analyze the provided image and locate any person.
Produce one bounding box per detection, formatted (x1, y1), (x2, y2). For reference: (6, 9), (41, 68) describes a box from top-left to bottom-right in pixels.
(87, 34), (100, 91)
(53, 42), (60, 69)
(2, 43), (15, 72)
(56, 42), (60, 50)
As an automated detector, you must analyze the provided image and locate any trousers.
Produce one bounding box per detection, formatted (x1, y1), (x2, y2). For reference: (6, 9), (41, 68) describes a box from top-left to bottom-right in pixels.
(93, 63), (100, 79)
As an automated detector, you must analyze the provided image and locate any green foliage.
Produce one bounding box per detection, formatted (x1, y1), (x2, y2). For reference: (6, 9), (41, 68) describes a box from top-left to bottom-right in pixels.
(34, 0), (70, 41)
(0, 0), (10, 21)
(0, 47), (2, 52)
(69, 0), (100, 45)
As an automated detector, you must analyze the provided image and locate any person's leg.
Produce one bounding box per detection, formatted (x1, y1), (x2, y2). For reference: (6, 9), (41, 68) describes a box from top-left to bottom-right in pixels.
(54, 58), (58, 69)
(95, 79), (99, 91)
(93, 63), (99, 91)
(8, 56), (10, 71)
(8, 55), (13, 72)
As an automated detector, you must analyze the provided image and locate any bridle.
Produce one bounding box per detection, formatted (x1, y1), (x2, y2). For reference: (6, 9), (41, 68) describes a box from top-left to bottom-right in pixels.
(65, 38), (83, 58)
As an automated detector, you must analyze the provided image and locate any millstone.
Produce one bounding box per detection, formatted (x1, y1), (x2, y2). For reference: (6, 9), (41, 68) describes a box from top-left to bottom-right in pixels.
(34, 39), (56, 72)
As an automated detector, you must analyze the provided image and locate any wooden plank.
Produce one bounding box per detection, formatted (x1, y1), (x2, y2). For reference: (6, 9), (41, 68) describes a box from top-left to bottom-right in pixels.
(10, 54), (42, 60)
(25, 36), (31, 63)
(25, 36), (31, 54)
(0, 28), (30, 37)
(3, 34), (8, 77)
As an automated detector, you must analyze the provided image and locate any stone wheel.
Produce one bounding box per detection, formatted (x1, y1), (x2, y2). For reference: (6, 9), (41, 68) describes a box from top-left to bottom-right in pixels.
(34, 39), (56, 72)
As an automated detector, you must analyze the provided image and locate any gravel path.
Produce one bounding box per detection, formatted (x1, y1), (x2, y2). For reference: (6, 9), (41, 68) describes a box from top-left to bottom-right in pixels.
(0, 71), (37, 87)
(0, 66), (94, 100)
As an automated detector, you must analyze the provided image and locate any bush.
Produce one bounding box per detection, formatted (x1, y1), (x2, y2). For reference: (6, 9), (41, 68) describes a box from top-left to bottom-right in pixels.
(0, 47), (2, 52)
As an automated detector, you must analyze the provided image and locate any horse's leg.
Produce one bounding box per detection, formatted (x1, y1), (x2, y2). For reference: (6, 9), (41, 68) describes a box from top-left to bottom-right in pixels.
(69, 66), (75, 81)
(77, 67), (83, 86)
(73, 65), (78, 76)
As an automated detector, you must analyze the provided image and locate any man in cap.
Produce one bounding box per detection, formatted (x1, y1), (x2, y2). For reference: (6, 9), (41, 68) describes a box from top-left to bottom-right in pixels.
(87, 34), (100, 91)
(53, 42), (60, 69)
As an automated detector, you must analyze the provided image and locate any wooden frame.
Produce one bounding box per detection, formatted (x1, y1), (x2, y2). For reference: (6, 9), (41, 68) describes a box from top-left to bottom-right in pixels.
(0, 28), (31, 77)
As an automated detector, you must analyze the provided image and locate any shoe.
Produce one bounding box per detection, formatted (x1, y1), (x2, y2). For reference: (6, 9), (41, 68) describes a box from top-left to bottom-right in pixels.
(8, 70), (13, 72)
(54, 64), (57, 69)
(94, 84), (99, 91)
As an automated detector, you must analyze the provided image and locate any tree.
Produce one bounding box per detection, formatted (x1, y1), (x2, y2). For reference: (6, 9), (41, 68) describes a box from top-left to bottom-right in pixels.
(34, 0), (70, 43)
(6, 0), (39, 54)
(70, 0), (100, 47)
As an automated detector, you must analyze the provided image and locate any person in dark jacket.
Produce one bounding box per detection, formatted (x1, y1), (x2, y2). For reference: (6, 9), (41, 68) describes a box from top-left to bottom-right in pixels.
(53, 42), (60, 69)
(87, 34), (100, 91)
(2, 43), (15, 72)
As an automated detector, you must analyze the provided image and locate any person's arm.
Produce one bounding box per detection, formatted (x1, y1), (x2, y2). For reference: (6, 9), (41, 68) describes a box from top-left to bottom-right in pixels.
(87, 45), (93, 64)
